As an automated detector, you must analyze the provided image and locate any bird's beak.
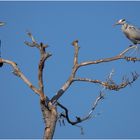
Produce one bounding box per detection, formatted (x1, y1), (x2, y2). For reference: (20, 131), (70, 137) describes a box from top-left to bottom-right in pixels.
(113, 22), (119, 27)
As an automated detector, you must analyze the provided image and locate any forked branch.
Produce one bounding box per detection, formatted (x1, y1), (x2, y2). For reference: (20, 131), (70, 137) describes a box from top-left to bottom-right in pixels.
(51, 43), (140, 104)
(0, 58), (46, 100)
(51, 40), (80, 104)
(0, 32), (52, 101)
(25, 32), (52, 93)
(57, 70), (139, 126)
(73, 71), (139, 91)
(57, 91), (104, 125)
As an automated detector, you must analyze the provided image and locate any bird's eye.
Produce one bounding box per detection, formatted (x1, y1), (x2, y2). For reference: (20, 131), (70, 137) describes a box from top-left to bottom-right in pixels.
(121, 19), (125, 22)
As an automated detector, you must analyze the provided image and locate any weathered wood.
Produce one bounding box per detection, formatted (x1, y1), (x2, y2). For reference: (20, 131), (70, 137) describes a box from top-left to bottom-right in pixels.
(1, 32), (139, 139)
(40, 100), (57, 139)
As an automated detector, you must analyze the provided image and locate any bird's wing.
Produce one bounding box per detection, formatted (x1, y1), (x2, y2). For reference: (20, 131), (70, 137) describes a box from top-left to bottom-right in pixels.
(128, 26), (140, 40)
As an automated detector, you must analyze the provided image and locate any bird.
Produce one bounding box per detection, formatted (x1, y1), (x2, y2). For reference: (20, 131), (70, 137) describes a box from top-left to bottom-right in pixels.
(0, 22), (5, 26)
(114, 19), (140, 45)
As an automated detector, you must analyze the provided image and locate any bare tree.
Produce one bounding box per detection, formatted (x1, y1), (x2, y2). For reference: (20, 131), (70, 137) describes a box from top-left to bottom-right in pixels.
(0, 32), (140, 139)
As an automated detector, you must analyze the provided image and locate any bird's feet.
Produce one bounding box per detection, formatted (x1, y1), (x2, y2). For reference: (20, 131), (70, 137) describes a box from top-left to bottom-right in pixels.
(128, 44), (139, 56)
(129, 45), (133, 47)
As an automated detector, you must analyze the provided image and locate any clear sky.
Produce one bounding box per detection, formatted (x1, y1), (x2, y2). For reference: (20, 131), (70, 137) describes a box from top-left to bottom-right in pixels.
(0, 1), (140, 139)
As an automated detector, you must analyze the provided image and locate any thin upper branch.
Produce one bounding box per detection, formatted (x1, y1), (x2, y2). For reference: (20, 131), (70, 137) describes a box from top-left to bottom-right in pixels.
(51, 40), (80, 104)
(120, 45), (137, 56)
(78, 45), (139, 67)
(25, 32), (52, 94)
(38, 43), (51, 92)
(72, 40), (80, 66)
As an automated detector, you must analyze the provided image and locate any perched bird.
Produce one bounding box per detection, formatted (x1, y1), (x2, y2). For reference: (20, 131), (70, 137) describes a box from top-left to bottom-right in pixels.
(0, 22), (5, 26)
(114, 19), (140, 45)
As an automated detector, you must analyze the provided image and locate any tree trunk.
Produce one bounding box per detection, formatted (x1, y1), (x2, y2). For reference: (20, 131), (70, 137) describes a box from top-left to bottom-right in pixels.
(40, 100), (57, 139)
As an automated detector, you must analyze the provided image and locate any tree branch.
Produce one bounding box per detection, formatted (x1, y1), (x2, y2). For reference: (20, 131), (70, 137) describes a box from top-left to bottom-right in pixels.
(57, 71), (139, 126)
(57, 91), (104, 126)
(51, 40), (80, 104)
(51, 43), (140, 104)
(0, 32), (53, 102)
(73, 71), (139, 91)
(25, 32), (52, 94)
(73, 77), (105, 86)
(57, 102), (90, 125)
(0, 58), (45, 100)
(78, 45), (139, 67)
(72, 40), (79, 66)
(38, 43), (51, 92)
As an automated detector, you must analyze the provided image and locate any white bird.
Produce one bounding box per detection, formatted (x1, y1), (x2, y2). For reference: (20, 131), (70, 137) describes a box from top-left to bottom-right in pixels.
(114, 19), (140, 45)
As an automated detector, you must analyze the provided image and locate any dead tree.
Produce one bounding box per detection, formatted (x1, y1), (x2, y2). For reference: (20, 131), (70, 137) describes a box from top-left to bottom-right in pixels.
(0, 32), (140, 139)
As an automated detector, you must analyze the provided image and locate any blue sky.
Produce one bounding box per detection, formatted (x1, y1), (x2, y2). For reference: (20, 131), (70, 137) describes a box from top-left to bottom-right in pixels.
(0, 1), (140, 139)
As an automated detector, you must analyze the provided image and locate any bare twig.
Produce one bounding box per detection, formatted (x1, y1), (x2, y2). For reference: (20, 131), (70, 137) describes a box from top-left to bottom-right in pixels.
(89, 91), (105, 115)
(119, 45), (137, 56)
(73, 71), (139, 91)
(72, 40), (79, 65)
(75, 125), (84, 135)
(27, 32), (36, 43)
